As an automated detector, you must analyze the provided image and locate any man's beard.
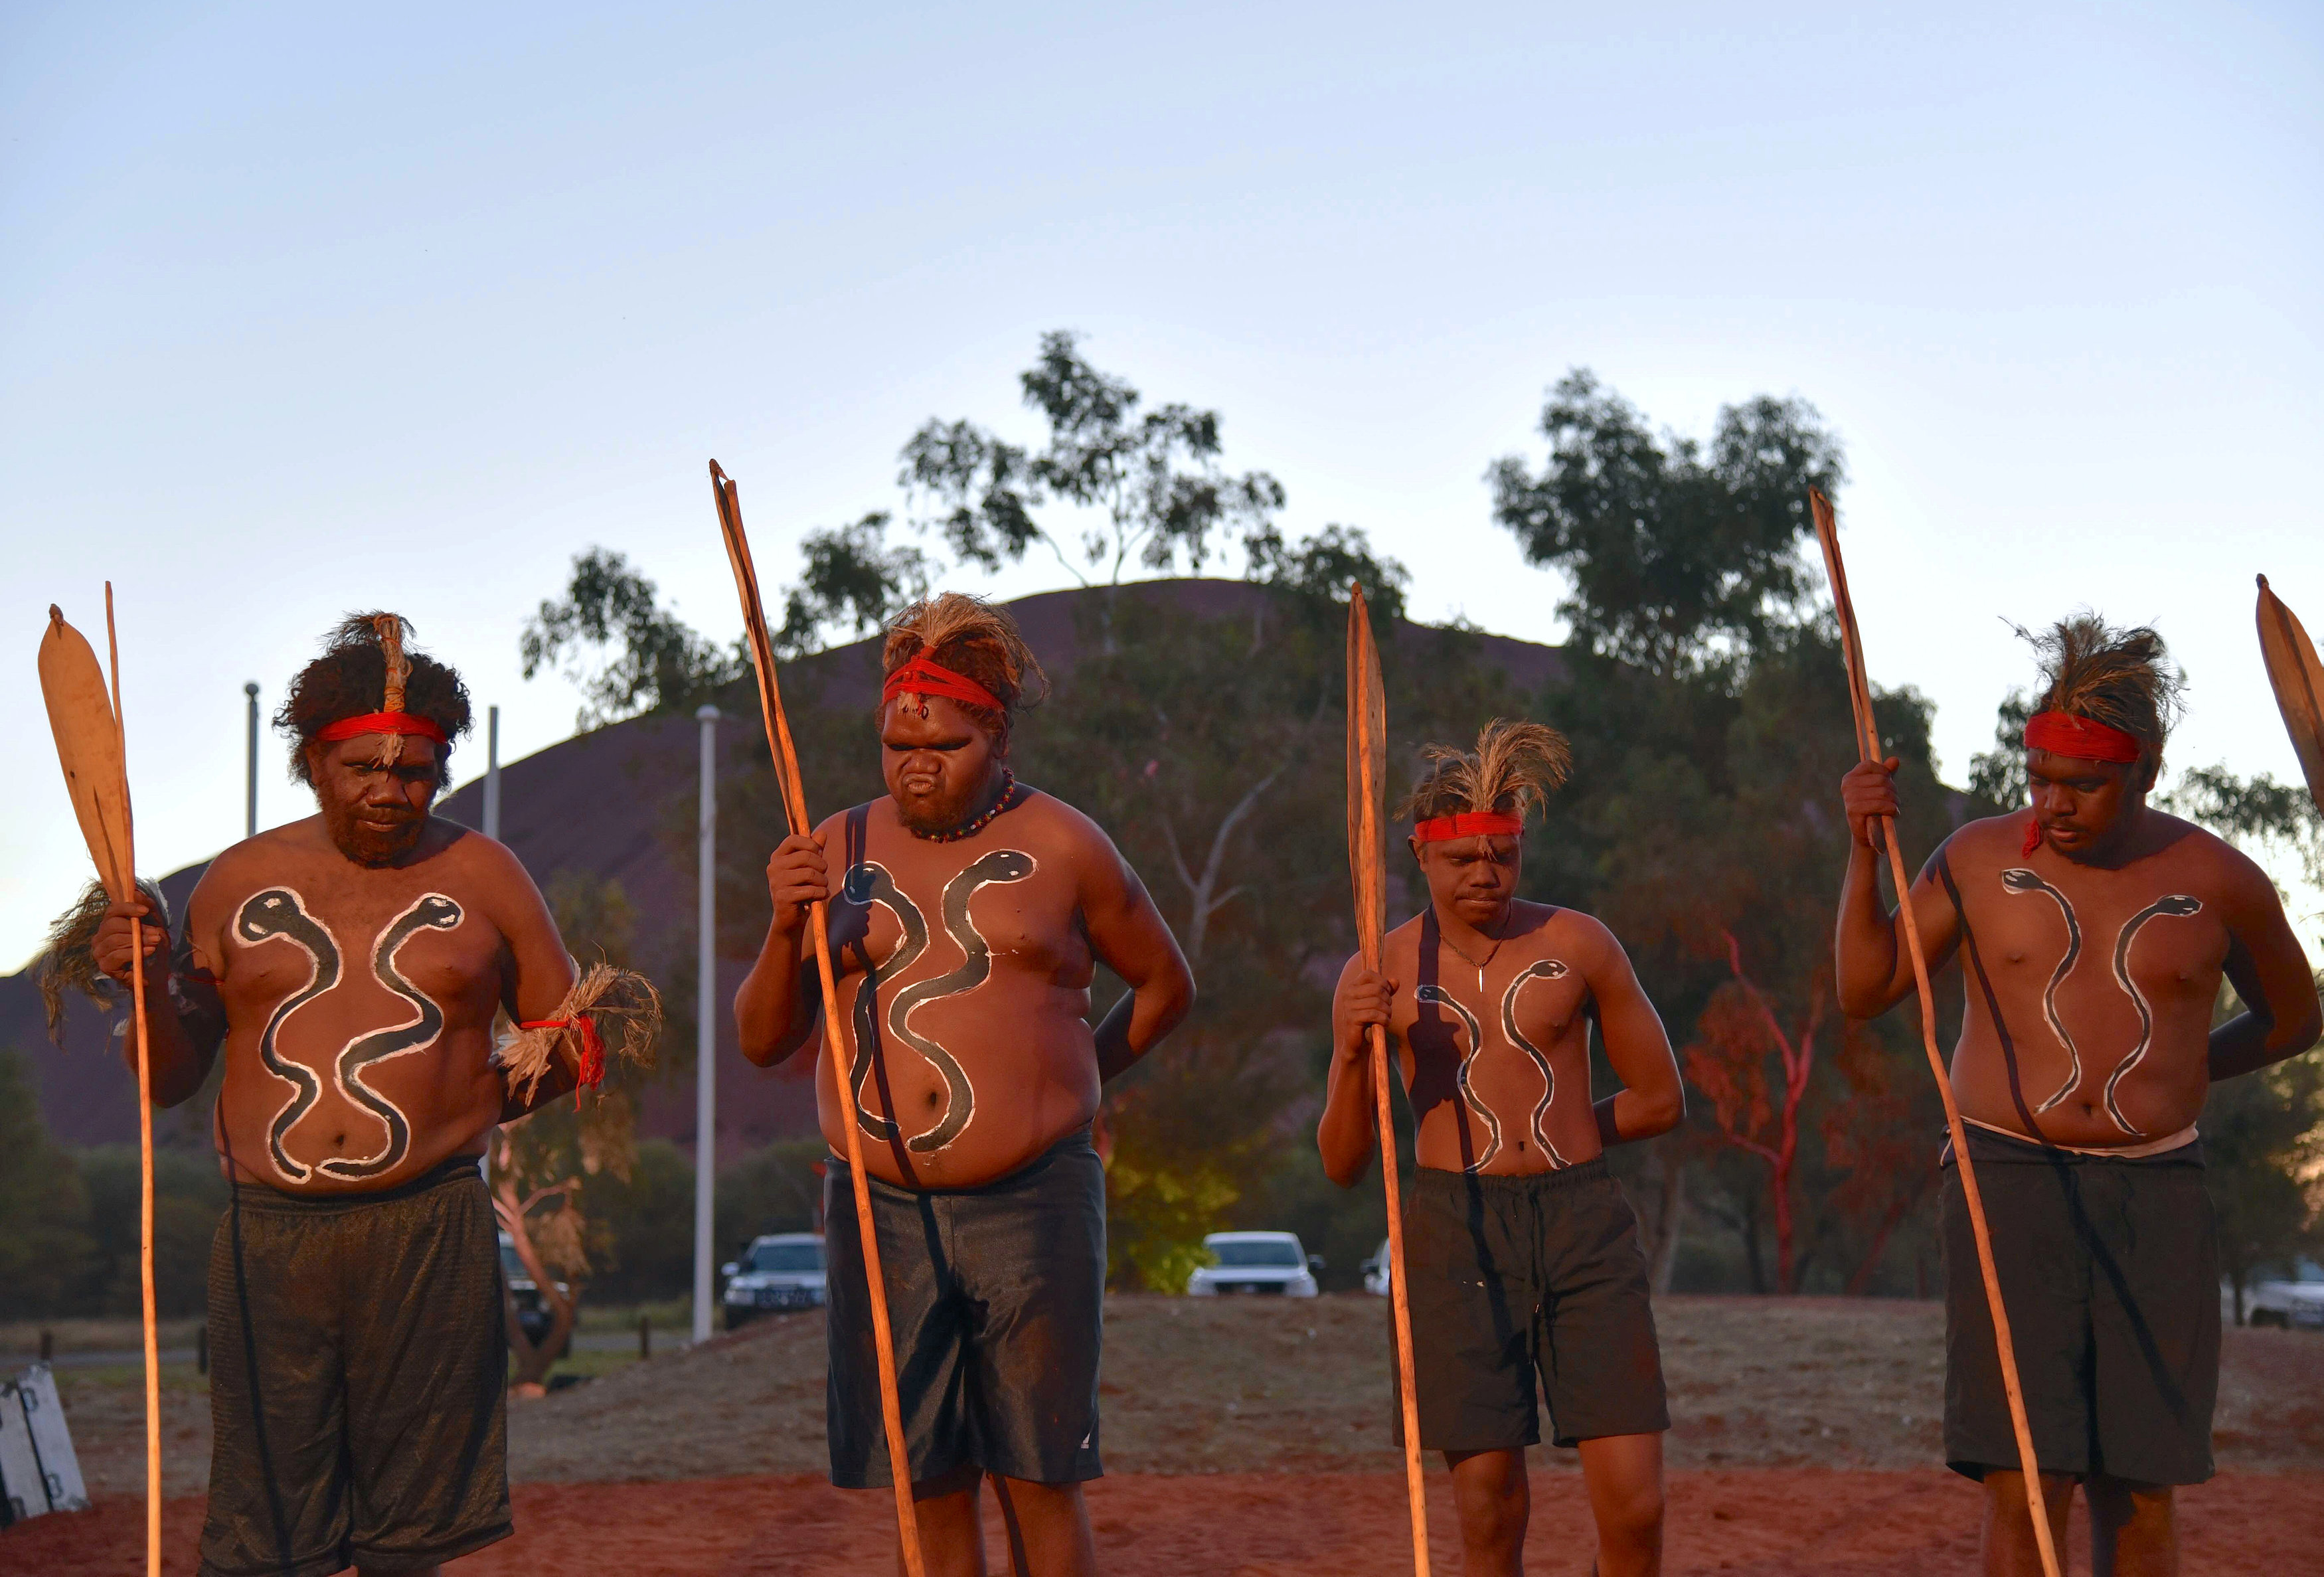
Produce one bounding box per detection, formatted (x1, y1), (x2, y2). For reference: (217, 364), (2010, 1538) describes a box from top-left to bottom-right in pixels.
(322, 797), (426, 867)
(894, 772), (1001, 836)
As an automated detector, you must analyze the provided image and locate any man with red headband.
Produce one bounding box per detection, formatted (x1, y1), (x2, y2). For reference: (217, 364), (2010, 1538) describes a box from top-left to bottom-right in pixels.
(1838, 616), (2319, 1576)
(1320, 720), (1684, 1577)
(735, 592), (1194, 1577)
(84, 614), (608, 1577)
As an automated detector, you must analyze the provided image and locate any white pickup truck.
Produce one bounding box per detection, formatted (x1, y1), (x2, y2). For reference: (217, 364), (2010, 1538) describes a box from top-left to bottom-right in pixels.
(2246, 1259), (2324, 1330)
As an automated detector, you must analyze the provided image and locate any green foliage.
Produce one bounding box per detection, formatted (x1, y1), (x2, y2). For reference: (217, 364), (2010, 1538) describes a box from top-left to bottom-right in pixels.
(522, 547), (746, 728)
(1242, 523), (1411, 626)
(580, 1138), (696, 1303)
(76, 1145), (227, 1319)
(2159, 764), (2324, 894)
(1488, 369), (1845, 674)
(774, 511), (932, 657)
(1966, 689), (2033, 811)
(0, 1049), (99, 1319)
(900, 330), (1286, 585)
(2204, 1050), (2324, 1320)
(713, 1137), (829, 1260)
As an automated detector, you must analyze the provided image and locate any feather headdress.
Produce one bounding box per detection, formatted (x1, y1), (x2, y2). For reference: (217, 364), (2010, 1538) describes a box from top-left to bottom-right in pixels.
(2021, 614), (2181, 762)
(1396, 718), (1572, 827)
(881, 593), (1050, 726)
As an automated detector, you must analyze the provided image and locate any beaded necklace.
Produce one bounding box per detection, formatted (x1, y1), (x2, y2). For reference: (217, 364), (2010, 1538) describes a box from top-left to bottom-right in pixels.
(911, 770), (1025, 843)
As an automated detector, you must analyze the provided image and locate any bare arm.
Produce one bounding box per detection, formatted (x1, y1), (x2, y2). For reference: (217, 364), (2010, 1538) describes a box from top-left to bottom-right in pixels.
(734, 827), (836, 1068)
(485, 843), (584, 1121)
(2209, 855), (2321, 1081)
(1580, 923), (1683, 1147)
(1082, 841), (1194, 1083)
(93, 892), (223, 1109)
(1834, 757), (1962, 1017)
(1318, 959), (1393, 1187)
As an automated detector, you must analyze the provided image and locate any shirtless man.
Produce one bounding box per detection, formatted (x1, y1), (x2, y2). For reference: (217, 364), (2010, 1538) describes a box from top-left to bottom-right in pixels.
(1837, 616), (2320, 1577)
(1319, 720), (1684, 1577)
(90, 614), (594, 1577)
(734, 592), (1195, 1577)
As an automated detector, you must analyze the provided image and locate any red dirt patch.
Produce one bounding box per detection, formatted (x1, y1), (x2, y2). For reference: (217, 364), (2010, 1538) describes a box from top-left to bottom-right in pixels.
(9, 1469), (2323, 1576)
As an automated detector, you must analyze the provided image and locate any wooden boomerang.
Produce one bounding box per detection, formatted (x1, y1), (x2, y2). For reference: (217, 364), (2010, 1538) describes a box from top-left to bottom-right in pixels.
(707, 462), (927, 1577)
(2256, 576), (2324, 817)
(39, 607), (134, 901)
(1809, 490), (2060, 1577)
(1345, 586), (1432, 1577)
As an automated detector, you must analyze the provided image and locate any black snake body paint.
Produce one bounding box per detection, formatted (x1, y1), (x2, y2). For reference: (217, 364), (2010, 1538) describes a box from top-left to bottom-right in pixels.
(839, 861), (928, 1145)
(317, 893), (464, 1181)
(841, 850), (1038, 1153)
(1998, 869), (2086, 1113)
(1499, 959), (1572, 1167)
(235, 888), (340, 1185)
(1416, 984), (1501, 1171)
(2102, 893), (2204, 1136)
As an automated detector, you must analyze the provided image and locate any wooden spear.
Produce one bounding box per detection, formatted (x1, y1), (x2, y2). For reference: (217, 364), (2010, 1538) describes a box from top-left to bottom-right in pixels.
(1345, 584), (1432, 1577)
(1809, 490), (2060, 1577)
(2254, 576), (2324, 817)
(36, 588), (161, 1577)
(708, 462), (926, 1577)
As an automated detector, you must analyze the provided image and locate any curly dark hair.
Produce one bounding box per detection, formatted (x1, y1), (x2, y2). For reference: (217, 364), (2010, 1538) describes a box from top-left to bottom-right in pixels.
(276, 613), (472, 788)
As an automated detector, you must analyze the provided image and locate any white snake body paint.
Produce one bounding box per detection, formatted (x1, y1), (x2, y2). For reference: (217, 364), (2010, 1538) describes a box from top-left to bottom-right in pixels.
(1498, 960), (1573, 1167)
(235, 888), (340, 1184)
(235, 887), (465, 1184)
(2102, 893), (2204, 1136)
(1416, 984), (1502, 1171)
(842, 850), (1038, 1153)
(317, 893), (464, 1181)
(1998, 869), (2086, 1113)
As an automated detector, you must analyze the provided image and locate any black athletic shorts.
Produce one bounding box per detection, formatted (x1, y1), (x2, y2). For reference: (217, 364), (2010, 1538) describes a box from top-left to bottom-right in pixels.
(1942, 1125), (2218, 1486)
(824, 1129), (1106, 1489)
(201, 1155), (511, 1577)
(1398, 1158), (1670, 1452)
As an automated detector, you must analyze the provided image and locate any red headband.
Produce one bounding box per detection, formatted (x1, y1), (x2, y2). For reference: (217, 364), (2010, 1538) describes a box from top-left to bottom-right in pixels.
(882, 655), (1005, 715)
(1413, 811), (1525, 843)
(2023, 710), (2142, 764)
(315, 712), (449, 746)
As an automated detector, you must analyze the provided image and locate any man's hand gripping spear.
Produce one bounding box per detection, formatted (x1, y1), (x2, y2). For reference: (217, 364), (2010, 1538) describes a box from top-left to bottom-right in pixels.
(1811, 491), (2062, 1577)
(709, 462), (928, 1577)
(37, 590), (162, 1577)
(1347, 584), (1434, 1577)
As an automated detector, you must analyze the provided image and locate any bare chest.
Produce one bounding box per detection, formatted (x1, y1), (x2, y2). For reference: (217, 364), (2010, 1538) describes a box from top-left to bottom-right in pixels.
(1390, 946), (1590, 1062)
(827, 842), (1087, 987)
(1956, 859), (2227, 1011)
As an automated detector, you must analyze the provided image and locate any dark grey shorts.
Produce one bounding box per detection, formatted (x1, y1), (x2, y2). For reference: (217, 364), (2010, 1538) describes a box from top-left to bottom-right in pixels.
(1399, 1158), (1669, 1452)
(1942, 1125), (2218, 1486)
(823, 1130), (1106, 1489)
(201, 1156), (510, 1577)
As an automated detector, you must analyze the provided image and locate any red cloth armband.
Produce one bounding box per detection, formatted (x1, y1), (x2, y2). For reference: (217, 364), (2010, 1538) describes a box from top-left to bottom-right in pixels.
(315, 712), (450, 746)
(519, 1017), (607, 1108)
(882, 656), (1004, 714)
(1413, 811), (1525, 843)
(2022, 711), (2141, 764)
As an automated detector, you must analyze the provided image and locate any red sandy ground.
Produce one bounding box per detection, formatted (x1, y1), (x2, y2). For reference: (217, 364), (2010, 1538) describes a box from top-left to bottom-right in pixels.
(11, 1470), (2323, 1576)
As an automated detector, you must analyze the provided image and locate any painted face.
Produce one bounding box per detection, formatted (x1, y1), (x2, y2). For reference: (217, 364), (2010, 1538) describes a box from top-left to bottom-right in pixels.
(880, 694), (1005, 835)
(2025, 747), (2146, 858)
(1411, 833), (1522, 930)
(305, 734), (440, 866)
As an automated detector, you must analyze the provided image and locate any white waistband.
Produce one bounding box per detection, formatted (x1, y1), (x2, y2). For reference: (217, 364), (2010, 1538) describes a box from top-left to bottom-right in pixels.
(1961, 1115), (2199, 1159)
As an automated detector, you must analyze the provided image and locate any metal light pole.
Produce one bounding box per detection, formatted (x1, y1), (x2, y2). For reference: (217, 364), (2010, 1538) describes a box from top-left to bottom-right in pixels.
(692, 704), (720, 1345)
(483, 705), (502, 840)
(243, 683), (259, 839)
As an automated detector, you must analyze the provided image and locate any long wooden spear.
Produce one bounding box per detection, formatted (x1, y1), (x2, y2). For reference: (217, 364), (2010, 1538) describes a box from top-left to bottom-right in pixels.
(708, 462), (926, 1577)
(2254, 576), (2324, 816)
(1346, 584), (1432, 1577)
(37, 589), (161, 1577)
(1809, 490), (2060, 1577)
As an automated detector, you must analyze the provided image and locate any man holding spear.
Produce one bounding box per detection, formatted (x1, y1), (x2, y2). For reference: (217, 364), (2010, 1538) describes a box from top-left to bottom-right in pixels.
(76, 614), (638, 1577)
(1321, 718), (1684, 1577)
(1838, 615), (2320, 1576)
(735, 591), (1195, 1577)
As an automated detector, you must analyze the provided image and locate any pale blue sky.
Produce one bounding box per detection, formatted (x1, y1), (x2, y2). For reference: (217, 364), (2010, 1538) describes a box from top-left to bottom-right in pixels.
(5, 2), (2321, 964)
